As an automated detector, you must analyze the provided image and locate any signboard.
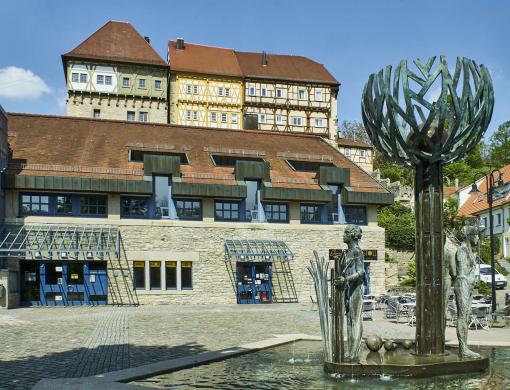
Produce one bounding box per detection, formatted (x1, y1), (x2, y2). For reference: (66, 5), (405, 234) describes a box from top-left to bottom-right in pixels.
(329, 249), (378, 261)
(70, 274), (79, 280)
(166, 261), (177, 268)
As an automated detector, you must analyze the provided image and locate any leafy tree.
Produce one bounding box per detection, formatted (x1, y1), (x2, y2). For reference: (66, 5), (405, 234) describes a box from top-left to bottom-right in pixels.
(378, 202), (415, 251)
(338, 120), (371, 144)
(373, 151), (413, 186)
(488, 121), (510, 167)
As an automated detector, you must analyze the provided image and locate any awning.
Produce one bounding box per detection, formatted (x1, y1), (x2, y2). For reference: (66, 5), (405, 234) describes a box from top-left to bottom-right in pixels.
(224, 239), (294, 262)
(0, 223), (119, 260)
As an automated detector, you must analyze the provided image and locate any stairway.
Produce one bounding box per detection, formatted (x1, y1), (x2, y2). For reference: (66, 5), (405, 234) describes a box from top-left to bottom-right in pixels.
(499, 259), (510, 274)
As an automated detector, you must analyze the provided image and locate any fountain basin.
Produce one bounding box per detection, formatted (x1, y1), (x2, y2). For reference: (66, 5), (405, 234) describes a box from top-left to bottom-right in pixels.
(324, 348), (489, 377)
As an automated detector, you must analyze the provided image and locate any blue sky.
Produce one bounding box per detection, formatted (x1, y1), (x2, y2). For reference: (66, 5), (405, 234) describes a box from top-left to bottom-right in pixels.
(1, 0), (509, 137)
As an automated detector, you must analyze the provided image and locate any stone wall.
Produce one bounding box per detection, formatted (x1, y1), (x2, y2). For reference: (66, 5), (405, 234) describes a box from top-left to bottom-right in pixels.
(115, 221), (387, 305)
(67, 94), (167, 124)
(386, 248), (414, 279)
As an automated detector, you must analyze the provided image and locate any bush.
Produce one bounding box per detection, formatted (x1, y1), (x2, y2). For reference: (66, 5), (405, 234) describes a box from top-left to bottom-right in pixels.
(474, 281), (491, 295)
(378, 202), (415, 251)
(399, 261), (416, 287)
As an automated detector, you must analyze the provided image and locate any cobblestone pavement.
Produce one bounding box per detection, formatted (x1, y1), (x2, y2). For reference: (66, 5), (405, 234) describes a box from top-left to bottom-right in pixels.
(0, 302), (508, 390)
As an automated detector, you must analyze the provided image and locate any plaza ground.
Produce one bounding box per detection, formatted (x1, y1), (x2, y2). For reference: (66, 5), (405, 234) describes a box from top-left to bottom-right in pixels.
(0, 291), (509, 390)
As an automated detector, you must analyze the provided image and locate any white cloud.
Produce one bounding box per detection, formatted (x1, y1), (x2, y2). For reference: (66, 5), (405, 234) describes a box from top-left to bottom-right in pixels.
(0, 66), (51, 100)
(55, 88), (67, 112)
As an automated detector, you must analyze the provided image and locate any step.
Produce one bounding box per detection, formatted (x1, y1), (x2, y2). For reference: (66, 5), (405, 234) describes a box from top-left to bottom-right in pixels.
(499, 259), (510, 273)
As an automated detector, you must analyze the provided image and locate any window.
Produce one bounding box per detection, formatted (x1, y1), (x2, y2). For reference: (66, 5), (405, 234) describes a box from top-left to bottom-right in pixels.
(276, 115), (284, 125)
(193, 85), (198, 95)
(129, 150), (188, 164)
(483, 217), (488, 231)
(181, 261), (193, 289)
(133, 262), (145, 290)
(248, 86), (256, 96)
(21, 194), (49, 215)
(127, 111), (136, 121)
(344, 205), (367, 225)
(300, 204), (322, 223)
(315, 90), (323, 101)
(496, 213), (502, 226)
(96, 75), (104, 84)
(165, 261), (177, 289)
(154, 175), (170, 218)
(150, 261), (161, 290)
(155, 80), (162, 90)
(122, 77), (130, 87)
(79, 196), (107, 216)
(276, 89), (283, 98)
(193, 111), (198, 121)
(225, 88), (230, 97)
(186, 84), (192, 94)
(218, 87), (224, 96)
(245, 180), (260, 221)
(221, 113), (227, 123)
(104, 75), (112, 85)
(360, 149), (366, 158)
(175, 199), (201, 220)
(79, 73), (87, 83)
(298, 89), (306, 100)
(261, 87), (267, 97)
(210, 112), (217, 122)
(139, 78), (146, 88)
(93, 109), (100, 119)
(259, 114), (267, 124)
(314, 118), (324, 128)
(71, 73), (79, 82)
(121, 197), (149, 218)
(186, 110), (192, 121)
(215, 201), (240, 221)
(231, 113), (238, 124)
(264, 203), (288, 223)
(56, 196), (73, 215)
(292, 117), (302, 126)
(286, 160), (335, 172)
(211, 155), (264, 167)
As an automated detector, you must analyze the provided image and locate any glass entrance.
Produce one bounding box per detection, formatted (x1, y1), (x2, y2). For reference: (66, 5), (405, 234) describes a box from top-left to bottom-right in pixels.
(40, 262), (66, 306)
(20, 261), (40, 306)
(236, 262), (272, 304)
(66, 262), (85, 305)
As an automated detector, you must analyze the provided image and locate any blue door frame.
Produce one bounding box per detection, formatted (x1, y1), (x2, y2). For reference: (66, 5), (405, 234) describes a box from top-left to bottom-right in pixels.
(21, 261), (108, 306)
(236, 262), (272, 304)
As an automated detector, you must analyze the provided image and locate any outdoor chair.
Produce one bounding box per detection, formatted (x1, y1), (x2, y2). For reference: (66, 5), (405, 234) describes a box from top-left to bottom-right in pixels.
(469, 306), (491, 330)
(362, 300), (375, 320)
(384, 298), (399, 320)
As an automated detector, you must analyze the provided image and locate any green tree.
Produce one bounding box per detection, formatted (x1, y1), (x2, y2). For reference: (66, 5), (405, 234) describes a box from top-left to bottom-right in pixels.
(378, 202), (415, 251)
(373, 151), (413, 186)
(488, 121), (510, 167)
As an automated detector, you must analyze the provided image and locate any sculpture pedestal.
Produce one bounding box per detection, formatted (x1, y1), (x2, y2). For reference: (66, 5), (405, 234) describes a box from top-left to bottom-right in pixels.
(324, 346), (489, 378)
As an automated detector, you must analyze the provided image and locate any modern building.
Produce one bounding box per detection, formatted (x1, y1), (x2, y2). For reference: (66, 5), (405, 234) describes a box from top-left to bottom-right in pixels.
(62, 21), (168, 123)
(337, 138), (374, 172)
(0, 112), (392, 308)
(458, 163), (510, 258)
(168, 40), (244, 129)
(167, 39), (339, 138)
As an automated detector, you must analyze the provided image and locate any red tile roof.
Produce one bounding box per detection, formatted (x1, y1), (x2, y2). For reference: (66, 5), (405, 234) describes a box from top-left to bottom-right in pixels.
(168, 41), (242, 77)
(235, 51), (339, 85)
(63, 21), (166, 67)
(7, 113), (387, 194)
(458, 164), (510, 216)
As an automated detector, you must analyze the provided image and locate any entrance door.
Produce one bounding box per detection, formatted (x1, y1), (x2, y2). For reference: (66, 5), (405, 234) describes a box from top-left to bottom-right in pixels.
(40, 262), (65, 306)
(86, 261), (108, 305)
(236, 262), (272, 304)
(65, 262), (86, 305)
(364, 263), (370, 294)
(20, 261), (41, 306)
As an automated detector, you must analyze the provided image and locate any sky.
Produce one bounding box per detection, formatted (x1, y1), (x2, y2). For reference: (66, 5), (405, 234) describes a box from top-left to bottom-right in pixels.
(0, 0), (509, 138)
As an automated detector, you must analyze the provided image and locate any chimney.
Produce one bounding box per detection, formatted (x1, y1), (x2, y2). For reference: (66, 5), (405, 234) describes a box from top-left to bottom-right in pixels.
(261, 51), (268, 66)
(454, 178), (459, 190)
(176, 38), (185, 50)
(144, 36), (150, 44)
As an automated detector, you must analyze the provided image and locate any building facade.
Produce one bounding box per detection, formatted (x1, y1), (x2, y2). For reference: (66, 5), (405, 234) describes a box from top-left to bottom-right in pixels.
(168, 40), (243, 129)
(337, 138), (374, 172)
(167, 39), (339, 138)
(62, 21), (168, 124)
(0, 113), (392, 308)
(458, 163), (510, 258)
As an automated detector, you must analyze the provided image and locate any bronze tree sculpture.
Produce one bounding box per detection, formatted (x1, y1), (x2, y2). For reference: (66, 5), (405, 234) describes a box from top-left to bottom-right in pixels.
(362, 56), (493, 355)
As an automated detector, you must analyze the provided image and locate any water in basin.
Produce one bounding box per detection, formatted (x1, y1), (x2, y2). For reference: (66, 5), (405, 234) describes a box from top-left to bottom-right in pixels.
(133, 341), (510, 389)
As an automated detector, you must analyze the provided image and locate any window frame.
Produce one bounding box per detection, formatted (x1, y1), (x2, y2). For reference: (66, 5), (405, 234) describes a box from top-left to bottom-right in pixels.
(221, 112), (228, 123)
(276, 88), (283, 98)
(93, 109), (101, 119)
(71, 72), (79, 83)
(122, 77), (130, 87)
(104, 75), (112, 85)
(248, 86), (256, 96)
(133, 261), (146, 290)
(343, 205), (367, 225)
(138, 78), (146, 89)
(315, 90), (323, 102)
(292, 117), (303, 126)
(78, 195), (108, 217)
(56, 195), (73, 216)
(138, 111), (147, 122)
(154, 79), (162, 90)
(231, 113), (238, 124)
(127, 111), (136, 121)
(214, 200), (241, 221)
(174, 198), (202, 221)
(259, 113), (267, 124)
(149, 261), (162, 290)
(120, 196), (151, 219)
(298, 88), (306, 100)
(181, 261), (193, 290)
(20, 194), (50, 216)
(314, 118), (324, 128)
(96, 74), (104, 85)
(300, 203), (322, 224)
(263, 202), (289, 223)
(261, 87), (267, 97)
(210, 112), (217, 123)
(79, 73), (88, 83)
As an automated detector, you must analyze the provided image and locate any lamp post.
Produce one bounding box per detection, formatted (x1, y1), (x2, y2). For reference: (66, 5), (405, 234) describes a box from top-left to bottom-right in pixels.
(469, 169), (504, 313)
(477, 217), (485, 282)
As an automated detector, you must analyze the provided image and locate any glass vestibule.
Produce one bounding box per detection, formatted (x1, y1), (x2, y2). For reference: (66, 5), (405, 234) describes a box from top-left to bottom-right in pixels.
(236, 262), (272, 304)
